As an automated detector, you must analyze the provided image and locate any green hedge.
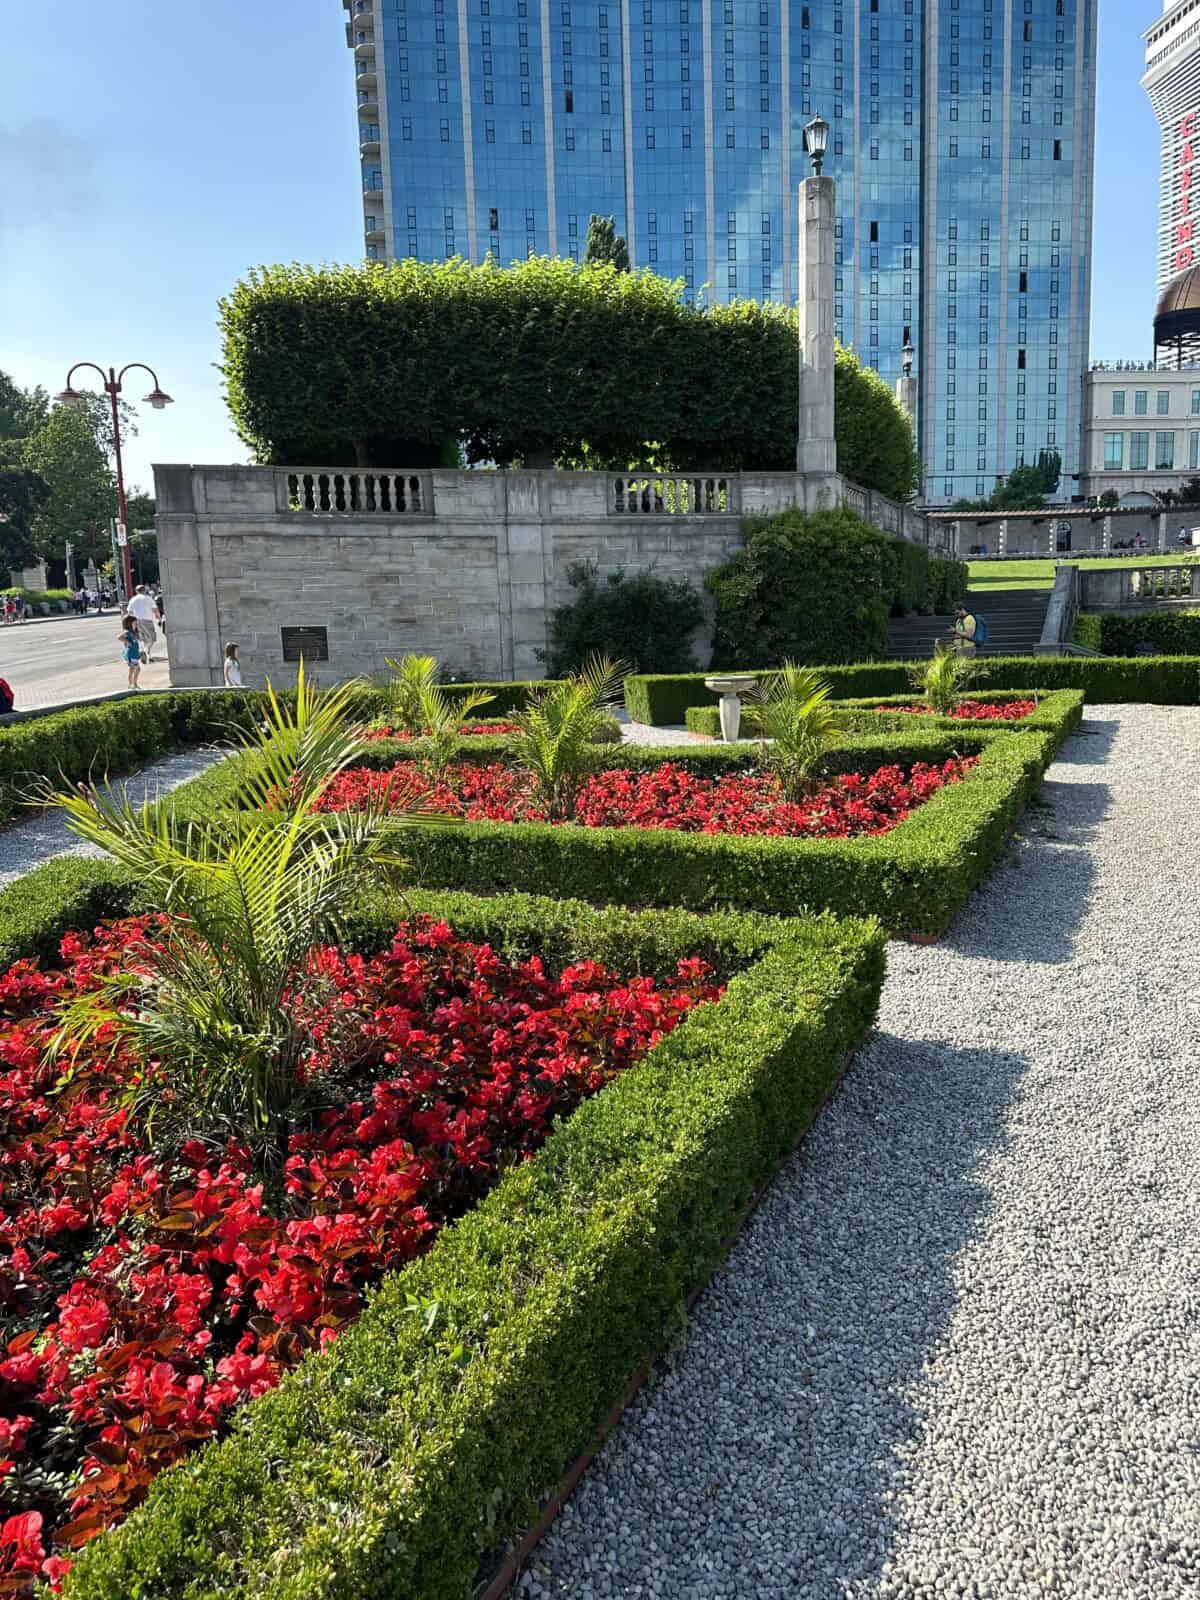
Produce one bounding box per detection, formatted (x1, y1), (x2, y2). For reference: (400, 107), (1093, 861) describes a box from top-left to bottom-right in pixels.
(625, 655), (1200, 724)
(685, 688), (1084, 754)
(359, 730), (1051, 937)
(1072, 609), (1200, 656)
(59, 889), (884, 1600)
(929, 556), (969, 614)
(218, 259), (919, 496)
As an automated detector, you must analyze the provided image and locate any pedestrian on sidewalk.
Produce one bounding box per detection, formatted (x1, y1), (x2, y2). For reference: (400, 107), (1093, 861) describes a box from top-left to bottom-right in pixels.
(949, 605), (978, 656)
(222, 642), (243, 688)
(127, 585), (160, 663)
(120, 614), (142, 689)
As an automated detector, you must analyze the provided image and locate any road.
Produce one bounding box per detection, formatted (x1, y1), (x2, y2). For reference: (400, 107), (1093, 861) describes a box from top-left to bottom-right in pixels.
(0, 614), (171, 711)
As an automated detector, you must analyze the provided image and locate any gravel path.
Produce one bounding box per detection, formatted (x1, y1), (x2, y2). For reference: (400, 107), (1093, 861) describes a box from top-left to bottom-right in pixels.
(519, 705), (1200, 1600)
(0, 746), (226, 887)
(618, 713), (704, 746)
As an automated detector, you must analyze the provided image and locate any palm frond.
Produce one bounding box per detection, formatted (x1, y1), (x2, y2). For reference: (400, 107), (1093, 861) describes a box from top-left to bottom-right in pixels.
(749, 662), (841, 802)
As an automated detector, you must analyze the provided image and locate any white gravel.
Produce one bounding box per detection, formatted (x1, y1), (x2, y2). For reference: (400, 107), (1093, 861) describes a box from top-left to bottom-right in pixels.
(0, 746), (227, 888)
(518, 705), (1200, 1600)
(617, 712), (705, 746)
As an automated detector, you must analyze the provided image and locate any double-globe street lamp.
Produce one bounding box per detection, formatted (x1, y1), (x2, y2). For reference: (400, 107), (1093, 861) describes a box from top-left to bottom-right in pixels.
(55, 363), (173, 602)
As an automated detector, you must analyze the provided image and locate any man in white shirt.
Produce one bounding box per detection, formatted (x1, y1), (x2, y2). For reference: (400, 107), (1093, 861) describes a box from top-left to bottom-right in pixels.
(126, 586), (161, 663)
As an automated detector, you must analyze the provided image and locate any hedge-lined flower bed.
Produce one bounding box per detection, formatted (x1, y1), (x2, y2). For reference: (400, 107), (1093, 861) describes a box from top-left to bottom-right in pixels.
(881, 699), (1036, 721)
(305, 730), (1051, 937)
(2, 884), (885, 1600)
(314, 757), (977, 840)
(683, 687), (1084, 754)
(627, 658), (1200, 724)
(0, 911), (718, 1587)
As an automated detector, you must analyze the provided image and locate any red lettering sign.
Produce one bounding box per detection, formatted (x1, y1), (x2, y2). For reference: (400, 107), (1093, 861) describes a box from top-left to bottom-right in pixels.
(1176, 112), (1200, 272)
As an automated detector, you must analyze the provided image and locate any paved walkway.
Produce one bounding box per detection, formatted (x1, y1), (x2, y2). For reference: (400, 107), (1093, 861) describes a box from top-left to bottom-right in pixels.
(0, 614), (170, 711)
(0, 747), (224, 888)
(520, 706), (1200, 1600)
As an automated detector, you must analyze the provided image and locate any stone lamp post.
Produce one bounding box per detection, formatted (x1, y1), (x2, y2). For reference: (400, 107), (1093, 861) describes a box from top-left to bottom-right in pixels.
(797, 115), (836, 480)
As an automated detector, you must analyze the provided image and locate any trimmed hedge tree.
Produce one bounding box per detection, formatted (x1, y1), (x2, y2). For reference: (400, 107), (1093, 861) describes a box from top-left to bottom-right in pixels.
(217, 259), (920, 499)
(707, 506), (900, 667)
(1072, 608), (1200, 656)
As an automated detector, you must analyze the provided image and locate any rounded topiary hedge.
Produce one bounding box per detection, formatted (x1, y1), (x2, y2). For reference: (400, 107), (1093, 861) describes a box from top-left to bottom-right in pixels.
(218, 258), (920, 500)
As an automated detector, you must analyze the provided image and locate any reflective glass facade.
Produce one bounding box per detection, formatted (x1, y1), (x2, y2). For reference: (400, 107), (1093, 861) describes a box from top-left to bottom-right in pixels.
(343, 0), (1096, 503)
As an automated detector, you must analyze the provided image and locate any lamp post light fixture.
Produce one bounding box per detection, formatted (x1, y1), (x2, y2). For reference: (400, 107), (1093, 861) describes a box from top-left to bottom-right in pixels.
(55, 362), (173, 603)
(803, 113), (830, 177)
(902, 340), (915, 378)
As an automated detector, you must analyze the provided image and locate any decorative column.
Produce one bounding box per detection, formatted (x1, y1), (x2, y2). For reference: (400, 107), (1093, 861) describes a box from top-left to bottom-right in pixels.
(998, 518), (1008, 558)
(895, 341), (917, 428)
(1102, 512), (1112, 552)
(796, 174), (837, 476)
(1158, 510), (1168, 552)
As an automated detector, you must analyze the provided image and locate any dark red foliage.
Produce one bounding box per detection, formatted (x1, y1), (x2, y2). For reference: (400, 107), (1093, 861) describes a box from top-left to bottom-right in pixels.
(880, 700), (1036, 722)
(314, 758), (978, 839)
(0, 919), (717, 1587)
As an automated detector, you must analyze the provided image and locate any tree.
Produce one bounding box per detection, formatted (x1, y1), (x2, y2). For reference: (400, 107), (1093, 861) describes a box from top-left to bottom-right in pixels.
(72, 390), (139, 467)
(128, 531), (159, 585)
(0, 458), (50, 571)
(1035, 449), (1061, 497)
(1097, 489), (1120, 509)
(124, 490), (156, 530)
(0, 372), (48, 442)
(953, 461), (1050, 513)
(19, 405), (116, 559)
(583, 215), (630, 271)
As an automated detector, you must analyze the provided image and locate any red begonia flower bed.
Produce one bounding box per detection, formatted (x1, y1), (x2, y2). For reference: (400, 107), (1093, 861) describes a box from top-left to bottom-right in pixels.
(0, 917), (717, 1586)
(878, 699), (1037, 722)
(314, 757), (978, 839)
(363, 723), (522, 741)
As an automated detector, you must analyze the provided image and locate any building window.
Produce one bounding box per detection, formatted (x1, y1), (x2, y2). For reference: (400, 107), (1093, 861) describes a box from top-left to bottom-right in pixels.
(1192, 388), (1200, 416)
(1157, 432), (1175, 469)
(1134, 391), (1148, 416)
(1130, 432), (1150, 470)
(1103, 433), (1124, 471)
(1157, 390), (1171, 416)
(1112, 391), (1125, 416)
(522, 122), (532, 143)
(1192, 431), (1199, 470)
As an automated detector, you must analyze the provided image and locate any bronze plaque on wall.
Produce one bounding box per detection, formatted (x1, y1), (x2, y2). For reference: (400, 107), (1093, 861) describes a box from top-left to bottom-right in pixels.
(280, 626), (329, 662)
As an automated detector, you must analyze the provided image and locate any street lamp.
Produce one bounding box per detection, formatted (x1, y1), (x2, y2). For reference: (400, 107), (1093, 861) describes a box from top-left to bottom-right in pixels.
(902, 340), (915, 378)
(55, 362), (173, 603)
(803, 114), (830, 177)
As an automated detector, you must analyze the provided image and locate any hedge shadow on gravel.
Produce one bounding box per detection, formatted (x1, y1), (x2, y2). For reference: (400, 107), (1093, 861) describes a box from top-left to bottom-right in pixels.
(1050, 717), (1120, 768)
(521, 1036), (1028, 1598)
(935, 777), (1110, 966)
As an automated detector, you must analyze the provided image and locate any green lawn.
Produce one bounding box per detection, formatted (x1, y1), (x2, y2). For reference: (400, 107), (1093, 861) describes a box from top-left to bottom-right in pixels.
(968, 554), (1199, 592)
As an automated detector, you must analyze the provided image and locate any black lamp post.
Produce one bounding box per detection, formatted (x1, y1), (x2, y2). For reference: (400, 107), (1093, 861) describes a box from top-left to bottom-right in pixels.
(803, 114), (830, 177)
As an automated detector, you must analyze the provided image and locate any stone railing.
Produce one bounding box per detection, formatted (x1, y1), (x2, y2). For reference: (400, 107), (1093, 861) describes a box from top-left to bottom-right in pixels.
(1079, 562), (1200, 610)
(1130, 563), (1200, 601)
(280, 469), (433, 516)
(610, 474), (737, 515)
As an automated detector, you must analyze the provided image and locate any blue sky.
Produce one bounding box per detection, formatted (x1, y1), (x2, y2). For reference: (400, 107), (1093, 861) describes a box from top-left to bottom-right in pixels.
(0, 0), (1163, 490)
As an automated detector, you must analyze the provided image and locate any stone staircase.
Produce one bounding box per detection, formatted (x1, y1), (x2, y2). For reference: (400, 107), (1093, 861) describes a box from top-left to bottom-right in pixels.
(886, 587), (1051, 659)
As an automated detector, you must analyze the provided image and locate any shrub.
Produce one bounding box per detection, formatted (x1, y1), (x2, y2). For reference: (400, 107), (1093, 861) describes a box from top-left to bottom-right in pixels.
(217, 260), (919, 497)
(908, 642), (982, 714)
(540, 561), (705, 676)
(747, 663), (841, 800)
(888, 539), (929, 615)
(1072, 609), (1200, 656)
(707, 507), (896, 668)
(510, 656), (626, 819)
(929, 556), (969, 614)
(60, 892), (884, 1600)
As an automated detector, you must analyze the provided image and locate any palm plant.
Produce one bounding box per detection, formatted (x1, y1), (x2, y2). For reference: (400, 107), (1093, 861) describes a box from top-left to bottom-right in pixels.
(910, 643), (982, 716)
(413, 678), (495, 777)
(510, 655), (626, 820)
(45, 663), (440, 1179)
(749, 662), (841, 802)
(384, 653), (439, 734)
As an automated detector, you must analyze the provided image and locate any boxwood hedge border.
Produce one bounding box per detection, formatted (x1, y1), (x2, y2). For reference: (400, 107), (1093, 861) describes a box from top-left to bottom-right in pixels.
(624, 656), (1200, 725)
(683, 687), (1084, 753)
(14, 876), (885, 1600)
(314, 728), (1052, 936)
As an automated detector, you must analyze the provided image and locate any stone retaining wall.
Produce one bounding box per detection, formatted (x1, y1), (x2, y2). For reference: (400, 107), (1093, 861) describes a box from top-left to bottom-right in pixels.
(155, 465), (936, 687)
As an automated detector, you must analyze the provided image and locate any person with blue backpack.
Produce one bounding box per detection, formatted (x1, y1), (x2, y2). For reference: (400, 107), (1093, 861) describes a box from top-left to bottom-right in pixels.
(951, 605), (988, 654)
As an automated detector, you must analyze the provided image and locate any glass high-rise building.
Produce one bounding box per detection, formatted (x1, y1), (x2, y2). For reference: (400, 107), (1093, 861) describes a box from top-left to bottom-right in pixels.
(342, 0), (1097, 504)
(1144, 0), (1200, 293)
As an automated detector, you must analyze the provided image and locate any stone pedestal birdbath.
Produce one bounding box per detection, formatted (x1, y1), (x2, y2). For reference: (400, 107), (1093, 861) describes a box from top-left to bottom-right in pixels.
(704, 675), (759, 743)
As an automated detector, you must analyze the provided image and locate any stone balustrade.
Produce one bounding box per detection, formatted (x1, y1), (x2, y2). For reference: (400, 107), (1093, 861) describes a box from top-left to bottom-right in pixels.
(611, 474), (737, 516)
(280, 469), (432, 516)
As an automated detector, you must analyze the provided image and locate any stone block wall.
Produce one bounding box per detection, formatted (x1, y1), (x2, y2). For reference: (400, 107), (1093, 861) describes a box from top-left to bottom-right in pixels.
(155, 464), (936, 687)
